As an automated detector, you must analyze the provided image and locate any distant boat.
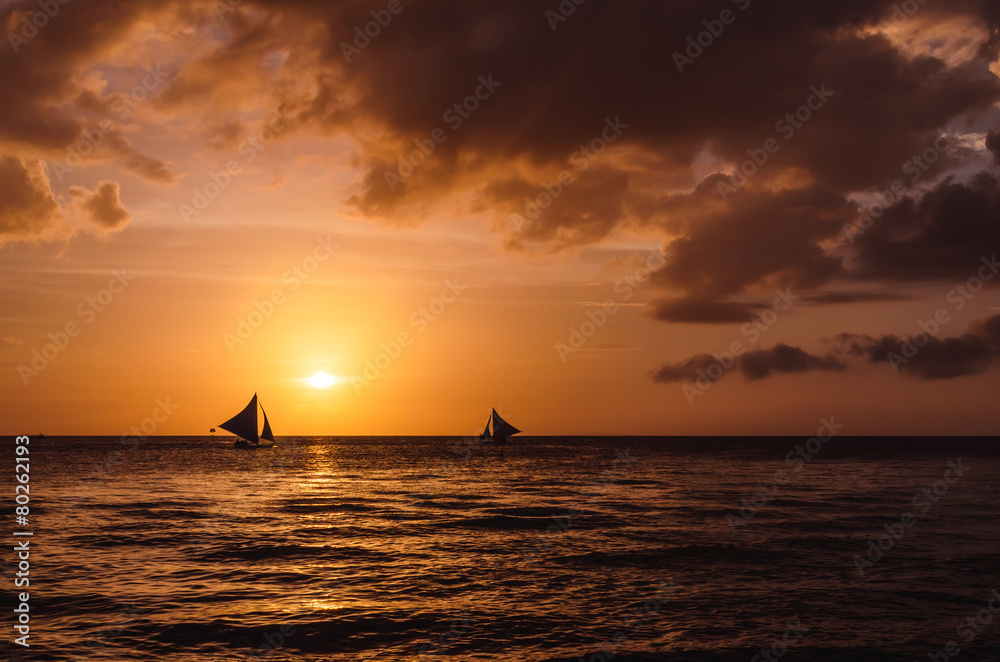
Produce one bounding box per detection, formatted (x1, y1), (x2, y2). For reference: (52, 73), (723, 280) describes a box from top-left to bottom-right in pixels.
(480, 408), (521, 444)
(219, 393), (275, 449)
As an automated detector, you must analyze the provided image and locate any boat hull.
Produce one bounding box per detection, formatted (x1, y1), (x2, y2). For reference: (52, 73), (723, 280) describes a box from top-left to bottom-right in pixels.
(233, 439), (274, 449)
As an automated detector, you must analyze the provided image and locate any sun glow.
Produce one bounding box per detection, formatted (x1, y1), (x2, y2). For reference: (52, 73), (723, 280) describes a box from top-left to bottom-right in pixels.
(307, 372), (341, 388)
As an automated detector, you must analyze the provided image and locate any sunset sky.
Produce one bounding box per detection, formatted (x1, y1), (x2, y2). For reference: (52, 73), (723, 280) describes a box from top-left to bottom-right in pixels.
(2, 0), (1000, 435)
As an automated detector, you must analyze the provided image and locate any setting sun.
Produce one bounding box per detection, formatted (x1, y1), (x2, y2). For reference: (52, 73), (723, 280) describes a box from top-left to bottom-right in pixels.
(307, 372), (340, 388)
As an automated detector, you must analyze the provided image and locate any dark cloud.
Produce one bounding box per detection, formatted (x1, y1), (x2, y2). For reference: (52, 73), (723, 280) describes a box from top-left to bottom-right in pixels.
(987, 129), (1000, 164)
(741, 344), (847, 380)
(652, 184), (849, 297)
(969, 313), (1000, 350)
(652, 344), (846, 385)
(648, 298), (762, 324)
(0, 1), (153, 150)
(652, 354), (724, 385)
(654, 314), (1000, 386)
(0, 155), (61, 243)
(3, 0), (1000, 295)
(0, 0), (178, 244)
(70, 181), (131, 230)
(186, 0), (999, 275)
(849, 331), (996, 379)
(801, 291), (911, 305)
(850, 171), (1000, 282)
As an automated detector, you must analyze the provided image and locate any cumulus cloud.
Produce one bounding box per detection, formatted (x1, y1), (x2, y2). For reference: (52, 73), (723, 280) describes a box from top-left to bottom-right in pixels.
(70, 181), (131, 230)
(849, 172), (1000, 282)
(987, 129), (1000, 164)
(2, 0), (999, 305)
(0, 0), (177, 245)
(0, 155), (62, 243)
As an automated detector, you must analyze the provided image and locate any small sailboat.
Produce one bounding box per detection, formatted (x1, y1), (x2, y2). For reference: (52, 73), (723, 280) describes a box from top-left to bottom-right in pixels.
(219, 393), (275, 449)
(480, 408), (521, 444)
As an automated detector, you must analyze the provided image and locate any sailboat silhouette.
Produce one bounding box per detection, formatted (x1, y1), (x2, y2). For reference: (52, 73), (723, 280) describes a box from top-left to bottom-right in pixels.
(220, 393), (275, 449)
(480, 408), (521, 445)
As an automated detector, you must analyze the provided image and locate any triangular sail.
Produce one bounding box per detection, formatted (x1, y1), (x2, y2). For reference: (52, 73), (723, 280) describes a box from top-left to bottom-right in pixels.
(220, 394), (259, 443)
(479, 420), (491, 441)
(491, 408), (521, 442)
(260, 405), (275, 443)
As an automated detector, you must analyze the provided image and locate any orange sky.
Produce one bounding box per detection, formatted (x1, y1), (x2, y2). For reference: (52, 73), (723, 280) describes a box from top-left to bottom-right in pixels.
(2, 0), (1000, 435)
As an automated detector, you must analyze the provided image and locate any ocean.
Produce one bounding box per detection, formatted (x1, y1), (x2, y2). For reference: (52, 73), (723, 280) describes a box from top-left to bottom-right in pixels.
(3, 435), (999, 661)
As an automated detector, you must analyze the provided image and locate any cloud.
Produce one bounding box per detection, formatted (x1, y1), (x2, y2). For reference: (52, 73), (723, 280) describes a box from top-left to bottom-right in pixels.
(652, 183), (849, 297)
(987, 129), (1000, 164)
(741, 344), (848, 380)
(851, 332), (995, 379)
(648, 298), (763, 324)
(2, 0), (999, 287)
(849, 171), (1000, 282)
(0, 155), (62, 243)
(801, 291), (911, 304)
(653, 313), (1000, 386)
(652, 344), (846, 385)
(70, 181), (131, 230)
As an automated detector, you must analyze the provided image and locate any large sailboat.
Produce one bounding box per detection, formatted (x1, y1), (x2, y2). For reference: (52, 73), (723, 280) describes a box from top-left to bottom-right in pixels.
(219, 393), (275, 449)
(479, 408), (521, 444)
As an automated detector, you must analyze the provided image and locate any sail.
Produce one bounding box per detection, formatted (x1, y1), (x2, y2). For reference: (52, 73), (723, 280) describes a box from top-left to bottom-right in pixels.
(479, 420), (491, 441)
(260, 404), (275, 443)
(491, 409), (521, 441)
(220, 394), (259, 443)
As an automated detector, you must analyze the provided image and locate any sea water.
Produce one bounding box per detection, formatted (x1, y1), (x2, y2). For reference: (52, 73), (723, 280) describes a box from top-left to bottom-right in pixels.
(2, 435), (998, 661)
